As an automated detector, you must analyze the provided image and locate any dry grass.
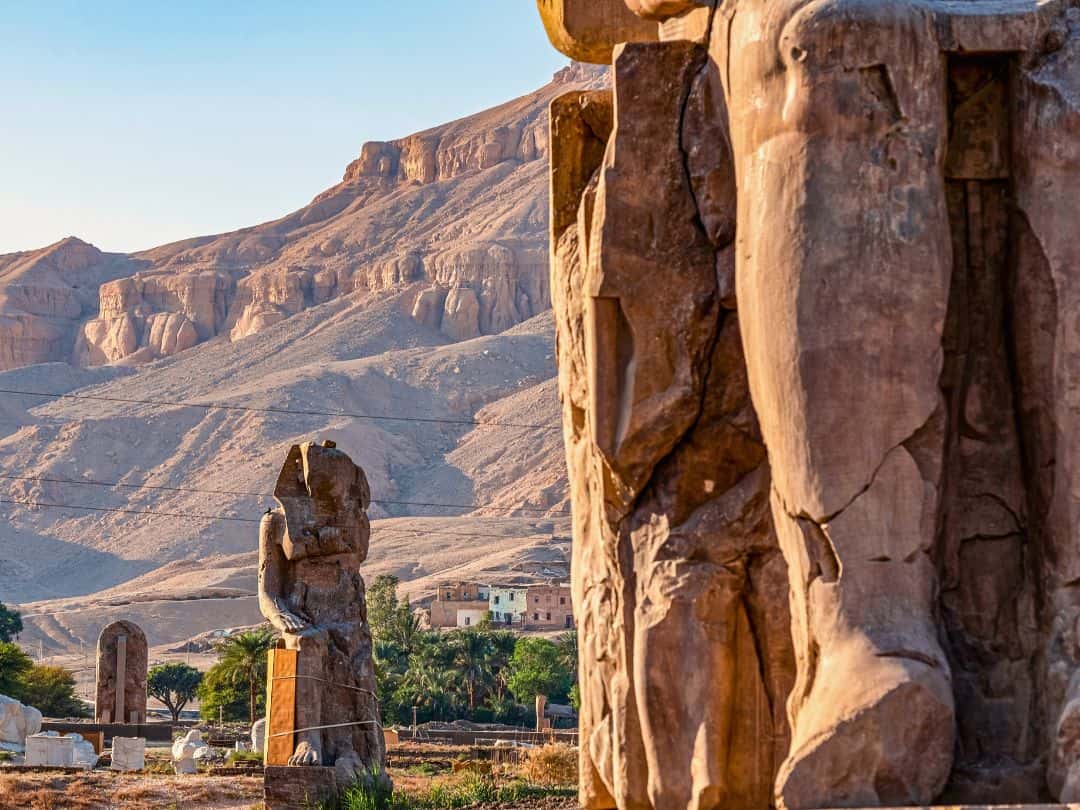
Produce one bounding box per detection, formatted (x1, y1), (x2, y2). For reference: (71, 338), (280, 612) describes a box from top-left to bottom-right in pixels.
(519, 744), (577, 787)
(0, 771), (262, 810)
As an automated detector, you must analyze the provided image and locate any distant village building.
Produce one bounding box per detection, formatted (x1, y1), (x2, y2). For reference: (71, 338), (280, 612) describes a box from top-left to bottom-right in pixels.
(429, 581), (491, 628)
(488, 585), (528, 627)
(427, 580), (574, 631)
(524, 583), (574, 630)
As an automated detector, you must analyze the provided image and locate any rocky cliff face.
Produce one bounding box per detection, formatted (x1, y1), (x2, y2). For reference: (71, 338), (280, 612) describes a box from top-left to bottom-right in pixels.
(0, 237), (143, 370)
(18, 63), (606, 369)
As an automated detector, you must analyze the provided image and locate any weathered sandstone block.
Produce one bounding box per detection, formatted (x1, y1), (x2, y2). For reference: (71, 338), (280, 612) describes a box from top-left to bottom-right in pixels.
(95, 620), (147, 725)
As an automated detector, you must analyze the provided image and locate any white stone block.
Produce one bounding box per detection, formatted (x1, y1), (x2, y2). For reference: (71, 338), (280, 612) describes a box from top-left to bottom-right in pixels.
(110, 736), (146, 771)
(25, 733), (75, 767)
(251, 718), (266, 752)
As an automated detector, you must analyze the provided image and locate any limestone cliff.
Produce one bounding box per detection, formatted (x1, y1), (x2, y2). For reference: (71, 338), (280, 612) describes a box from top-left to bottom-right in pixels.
(0, 237), (143, 370)
(0, 64), (604, 371)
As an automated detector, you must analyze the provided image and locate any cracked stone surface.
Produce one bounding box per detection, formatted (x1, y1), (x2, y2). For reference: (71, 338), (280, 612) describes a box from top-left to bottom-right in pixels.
(549, 29), (793, 810)
(540, 0), (1080, 808)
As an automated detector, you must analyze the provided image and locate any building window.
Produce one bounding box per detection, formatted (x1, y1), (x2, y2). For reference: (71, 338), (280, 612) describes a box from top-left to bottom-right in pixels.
(534, 597), (539, 603)
(464, 616), (471, 626)
(508, 592), (514, 600)
(533, 612), (539, 621)
(494, 595), (500, 605)
(560, 597), (566, 605)
(565, 615), (573, 628)
(546, 612), (551, 621)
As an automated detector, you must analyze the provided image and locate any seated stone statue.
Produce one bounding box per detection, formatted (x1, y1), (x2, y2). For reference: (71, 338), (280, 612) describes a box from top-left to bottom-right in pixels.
(258, 440), (387, 789)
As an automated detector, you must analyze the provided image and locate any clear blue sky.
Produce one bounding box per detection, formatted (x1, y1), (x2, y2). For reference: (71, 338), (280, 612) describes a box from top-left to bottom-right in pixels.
(0, 1), (567, 255)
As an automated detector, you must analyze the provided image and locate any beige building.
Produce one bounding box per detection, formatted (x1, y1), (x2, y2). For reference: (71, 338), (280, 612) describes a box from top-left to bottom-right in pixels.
(524, 583), (574, 630)
(429, 581), (491, 628)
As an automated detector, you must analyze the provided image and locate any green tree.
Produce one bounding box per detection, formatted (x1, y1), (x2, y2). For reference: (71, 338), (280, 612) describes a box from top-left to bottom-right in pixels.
(506, 637), (573, 705)
(148, 662), (203, 722)
(368, 575), (420, 651)
(212, 629), (275, 722)
(367, 575), (402, 639)
(0, 641), (32, 697)
(556, 630), (578, 679)
(450, 630), (495, 711)
(198, 662), (258, 722)
(0, 603), (22, 643)
(15, 665), (89, 717)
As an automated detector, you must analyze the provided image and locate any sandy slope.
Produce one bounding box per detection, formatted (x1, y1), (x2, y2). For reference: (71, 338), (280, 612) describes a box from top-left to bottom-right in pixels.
(0, 66), (602, 658)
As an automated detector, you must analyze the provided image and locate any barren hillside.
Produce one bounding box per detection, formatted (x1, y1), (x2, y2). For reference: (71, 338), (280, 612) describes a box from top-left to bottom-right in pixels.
(0, 65), (602, 659)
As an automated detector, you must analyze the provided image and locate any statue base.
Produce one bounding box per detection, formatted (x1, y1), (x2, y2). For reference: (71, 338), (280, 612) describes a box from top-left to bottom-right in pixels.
(264, 765), (338, 810)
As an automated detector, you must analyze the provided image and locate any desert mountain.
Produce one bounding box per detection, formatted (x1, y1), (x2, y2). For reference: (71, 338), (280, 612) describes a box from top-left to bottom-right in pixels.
(0, 64), (605, 661)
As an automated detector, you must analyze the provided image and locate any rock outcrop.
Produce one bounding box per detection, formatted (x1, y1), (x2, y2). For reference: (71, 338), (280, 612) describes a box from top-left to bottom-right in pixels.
(540, 1), (1080, 809)
(0, 64), (607, 372)
(0, 237), (141, 371)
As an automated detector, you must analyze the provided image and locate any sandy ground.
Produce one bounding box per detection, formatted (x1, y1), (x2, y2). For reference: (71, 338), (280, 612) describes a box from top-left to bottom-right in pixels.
(0, 771), (262, 810)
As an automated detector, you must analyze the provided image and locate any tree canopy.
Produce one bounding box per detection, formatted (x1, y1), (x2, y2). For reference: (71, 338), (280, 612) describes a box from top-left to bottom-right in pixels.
(0, 641), (32, 697)
(206, 629), (275, 723)
(148, 662), (203, 722)
(15, 665), (89, 718)
(0, 603), (22, 643)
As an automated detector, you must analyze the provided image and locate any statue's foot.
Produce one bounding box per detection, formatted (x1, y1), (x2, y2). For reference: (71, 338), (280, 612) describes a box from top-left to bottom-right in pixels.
(288, 740), (321, 766)
(776, 641), (954, 809)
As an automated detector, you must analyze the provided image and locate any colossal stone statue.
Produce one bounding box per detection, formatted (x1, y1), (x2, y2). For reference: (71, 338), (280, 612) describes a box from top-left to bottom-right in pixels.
(258, 440), (386, 788)
(95, 620), (148, 725)
(540, 0), (1080, 808)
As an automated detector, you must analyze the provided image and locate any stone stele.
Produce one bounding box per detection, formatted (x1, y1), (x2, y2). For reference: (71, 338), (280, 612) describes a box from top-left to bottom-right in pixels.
(258, 440), (387, 791)
(94, 620), (148, 725)
(540, 0), (1080, 808)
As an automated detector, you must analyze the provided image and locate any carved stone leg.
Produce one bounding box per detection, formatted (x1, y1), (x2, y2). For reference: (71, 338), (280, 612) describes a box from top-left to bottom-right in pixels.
(727, 2), (956, 805)
(288, 632), (326, 766)
(1012, 25), (1080, 802)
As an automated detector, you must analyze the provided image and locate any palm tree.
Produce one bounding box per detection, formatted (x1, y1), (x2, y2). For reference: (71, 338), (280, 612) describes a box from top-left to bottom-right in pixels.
(451, 630), (495, 712)
(556, 630), (578, 680)
(214, 629), (275, 723)
(399, 657), (458, 720)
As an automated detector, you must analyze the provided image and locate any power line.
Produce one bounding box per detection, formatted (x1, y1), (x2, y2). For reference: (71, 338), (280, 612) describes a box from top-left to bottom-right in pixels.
(0, 387), (562, 432)
(0, 472), (571, 516)
(0, 496), (566, 539)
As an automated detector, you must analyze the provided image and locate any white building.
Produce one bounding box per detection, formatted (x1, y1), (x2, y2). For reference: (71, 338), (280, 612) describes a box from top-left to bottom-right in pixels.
(457, 607), (488, 628)
(488, 585), (528, 627)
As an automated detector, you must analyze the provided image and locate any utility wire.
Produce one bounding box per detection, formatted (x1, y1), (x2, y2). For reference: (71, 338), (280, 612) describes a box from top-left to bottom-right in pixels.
(0, 471), (571, 516)
(0, 496), (566, 539)
(0, 387), (562, 432)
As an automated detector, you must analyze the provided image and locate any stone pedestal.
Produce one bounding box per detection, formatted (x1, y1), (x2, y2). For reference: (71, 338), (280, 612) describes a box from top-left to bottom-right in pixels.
(264, 766), (339, 810)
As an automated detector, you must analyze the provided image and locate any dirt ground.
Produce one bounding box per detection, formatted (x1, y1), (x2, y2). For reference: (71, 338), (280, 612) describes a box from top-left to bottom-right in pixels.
(0, 742), (580, 810)
(0, 771), (262, 810)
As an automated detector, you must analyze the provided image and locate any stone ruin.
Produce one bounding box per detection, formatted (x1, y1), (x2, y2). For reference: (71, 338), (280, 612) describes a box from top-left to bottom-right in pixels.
(539, 0), (1080, 808)
(258, 440), (386, 794)
(94, 620), (148, 725)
